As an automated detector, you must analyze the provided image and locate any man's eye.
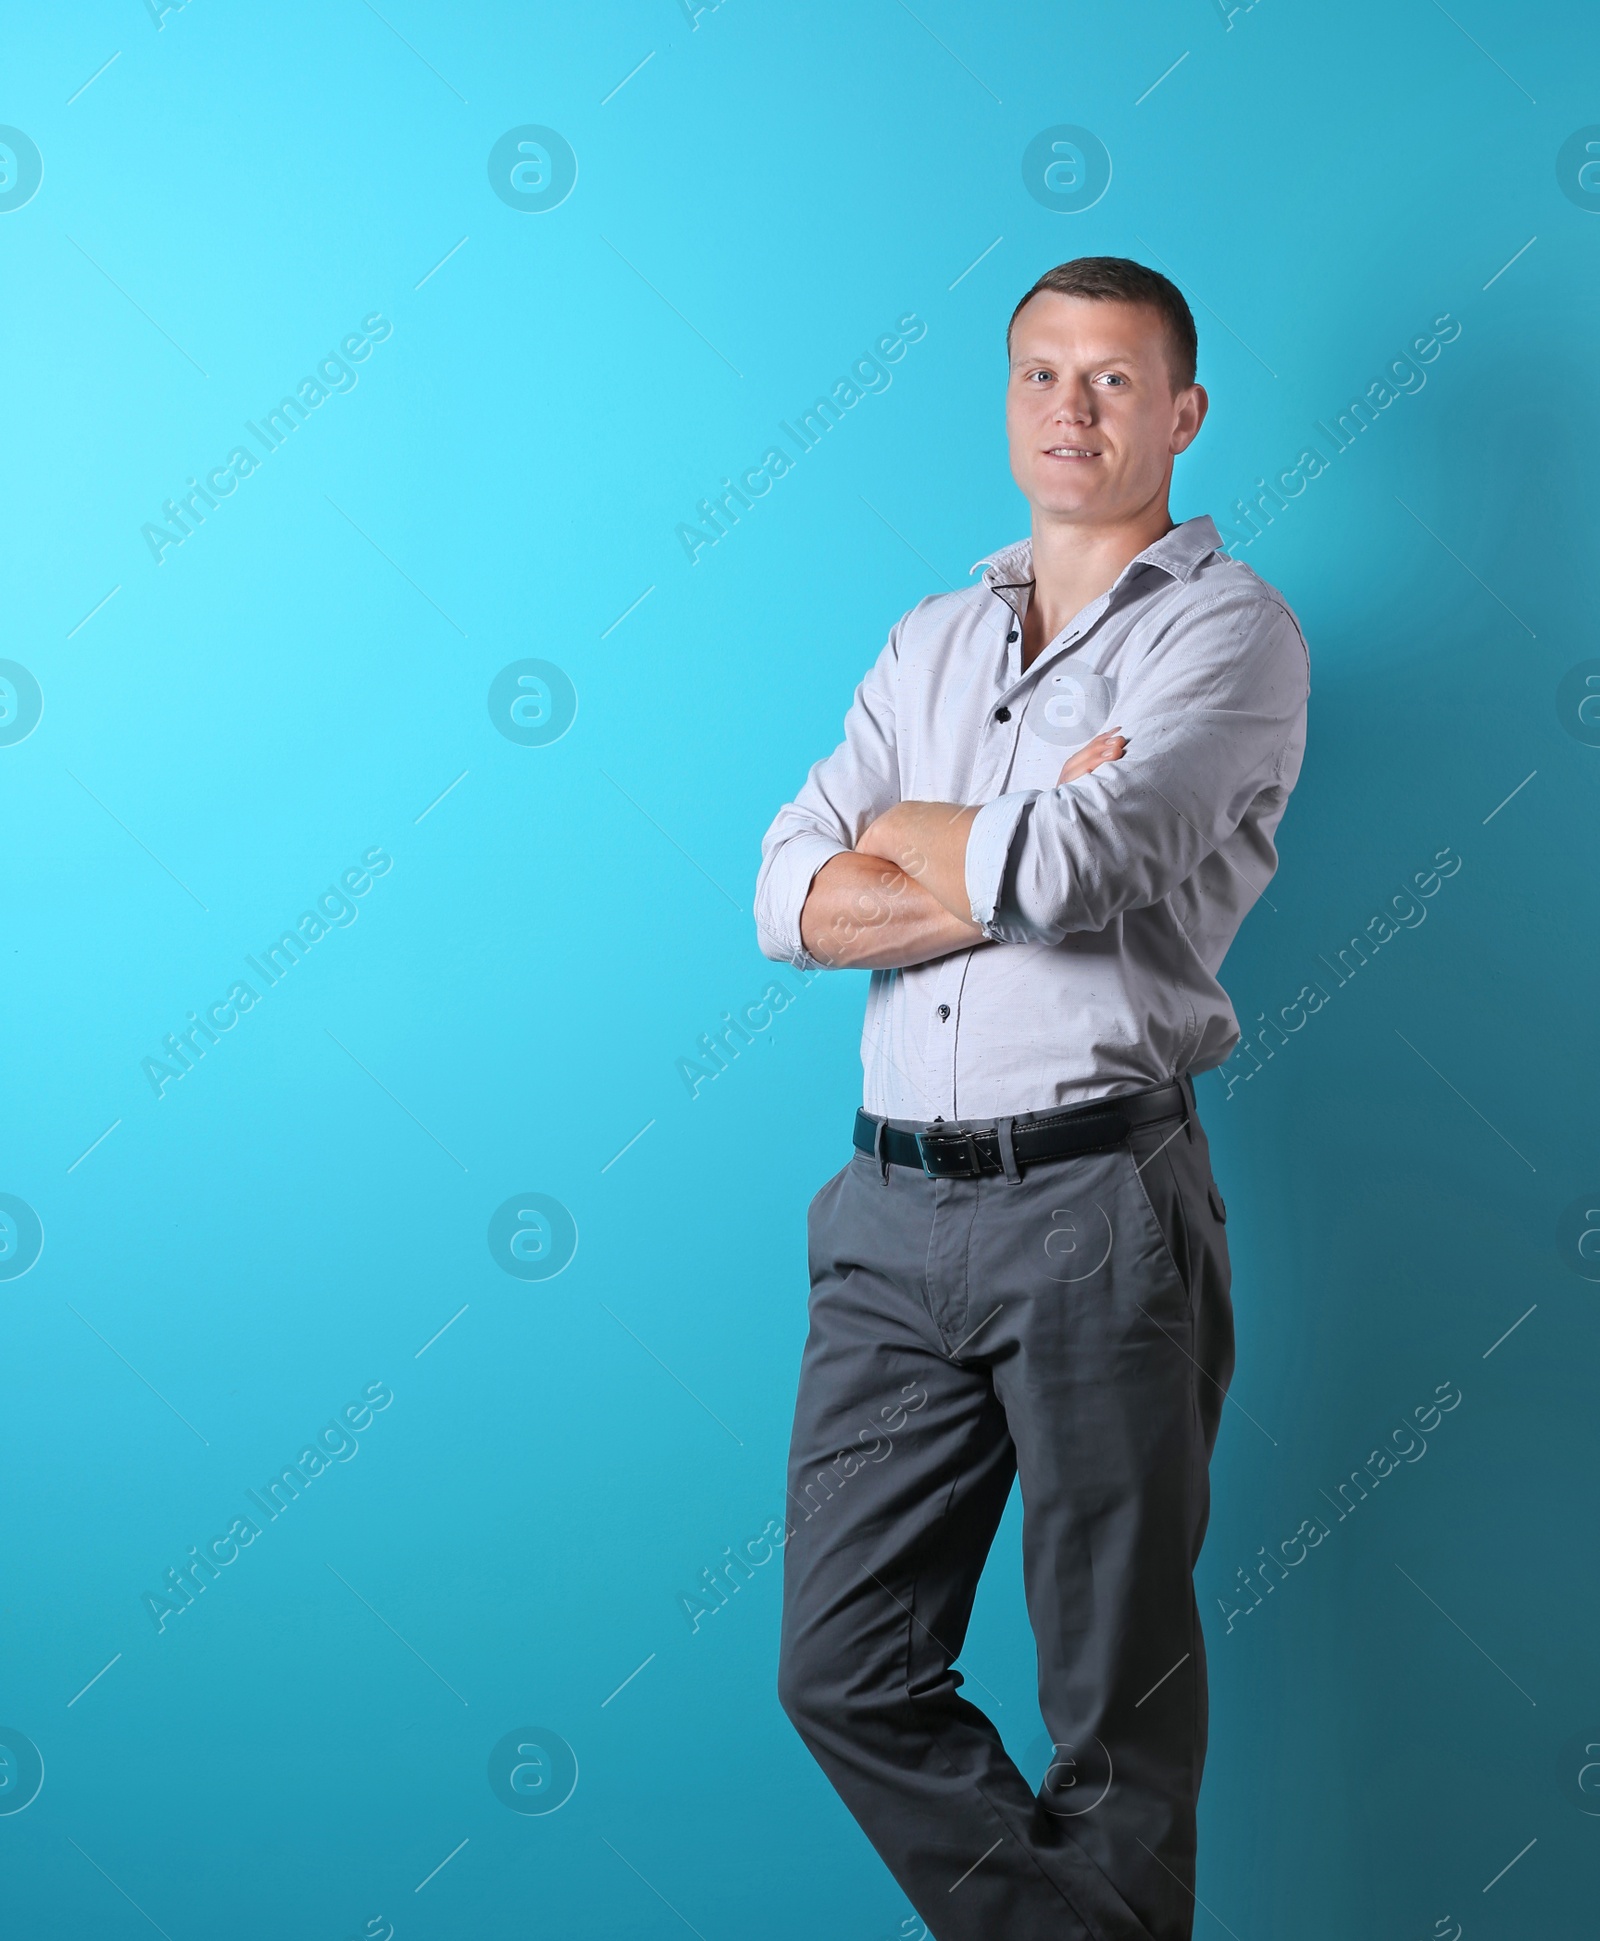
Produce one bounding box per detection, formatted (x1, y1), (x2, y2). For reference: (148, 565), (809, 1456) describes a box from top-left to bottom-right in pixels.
(1028, 369), (1052, 382)
(1097, 373), (1128, 386)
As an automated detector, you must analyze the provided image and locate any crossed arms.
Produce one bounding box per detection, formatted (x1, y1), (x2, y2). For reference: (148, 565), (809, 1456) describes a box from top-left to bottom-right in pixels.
(762, 588), (1308, 978)
(800, 733), (1124, 969)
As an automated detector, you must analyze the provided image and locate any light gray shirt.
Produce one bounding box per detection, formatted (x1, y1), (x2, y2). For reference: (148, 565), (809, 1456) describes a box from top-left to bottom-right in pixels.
(753, 515), (1310, 1120)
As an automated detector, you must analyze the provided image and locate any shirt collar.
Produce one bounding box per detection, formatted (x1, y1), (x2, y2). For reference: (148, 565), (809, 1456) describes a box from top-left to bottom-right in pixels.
(968, 514), (1225, 600)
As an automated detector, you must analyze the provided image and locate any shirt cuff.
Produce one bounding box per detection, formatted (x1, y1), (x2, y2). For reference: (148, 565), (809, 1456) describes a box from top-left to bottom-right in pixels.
(754, 831), (851, 970)
(964, 791), (1037, 934)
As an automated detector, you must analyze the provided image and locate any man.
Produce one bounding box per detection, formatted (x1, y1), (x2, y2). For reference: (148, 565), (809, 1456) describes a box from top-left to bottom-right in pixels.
(754, 257), (1308, 1941)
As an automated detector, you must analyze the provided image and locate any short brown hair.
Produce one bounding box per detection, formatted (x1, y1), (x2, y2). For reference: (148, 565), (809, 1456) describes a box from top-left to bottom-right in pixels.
(1007, 257), (1198, 391)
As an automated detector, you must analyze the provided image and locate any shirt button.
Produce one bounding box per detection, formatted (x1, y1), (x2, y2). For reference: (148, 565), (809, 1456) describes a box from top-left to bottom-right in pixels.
(1006, 628), (1019, 643)
(937, 1003), (951, 1021)
(994, 706), (1011, 723)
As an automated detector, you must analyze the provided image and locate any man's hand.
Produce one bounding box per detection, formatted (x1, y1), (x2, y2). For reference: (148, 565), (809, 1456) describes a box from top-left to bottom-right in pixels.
(1059, 728), (1126, 784)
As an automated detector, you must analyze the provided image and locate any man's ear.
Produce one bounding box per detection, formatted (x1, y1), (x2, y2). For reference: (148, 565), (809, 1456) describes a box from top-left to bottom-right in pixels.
(1172, 384), (1208, 454)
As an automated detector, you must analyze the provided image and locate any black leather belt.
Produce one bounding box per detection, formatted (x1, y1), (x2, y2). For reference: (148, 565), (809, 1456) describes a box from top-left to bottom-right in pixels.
(853, 1080), (1188, 1179)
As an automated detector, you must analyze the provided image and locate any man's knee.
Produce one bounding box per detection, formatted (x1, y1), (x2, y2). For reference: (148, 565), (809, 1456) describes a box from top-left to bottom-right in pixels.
(778, 1617), (907, 1744)
(777, 1618), (868, 1740)
(776, 1629), (825, 1735)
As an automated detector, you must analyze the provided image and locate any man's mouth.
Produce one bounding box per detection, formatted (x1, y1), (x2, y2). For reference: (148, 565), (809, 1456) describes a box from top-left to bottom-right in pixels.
(1043, 445), (1101, 459)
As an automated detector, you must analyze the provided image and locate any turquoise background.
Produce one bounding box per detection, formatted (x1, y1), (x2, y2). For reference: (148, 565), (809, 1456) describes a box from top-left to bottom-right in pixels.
(2, 1), (1598, 1935)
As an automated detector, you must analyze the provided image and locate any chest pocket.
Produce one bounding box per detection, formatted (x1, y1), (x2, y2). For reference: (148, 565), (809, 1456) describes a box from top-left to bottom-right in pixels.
(1011, 662), (1118, 789)
(1025, 662), (1115, 744)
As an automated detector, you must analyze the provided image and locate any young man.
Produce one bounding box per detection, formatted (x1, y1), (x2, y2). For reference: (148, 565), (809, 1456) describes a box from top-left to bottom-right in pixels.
(754, 258), (1308, 1941)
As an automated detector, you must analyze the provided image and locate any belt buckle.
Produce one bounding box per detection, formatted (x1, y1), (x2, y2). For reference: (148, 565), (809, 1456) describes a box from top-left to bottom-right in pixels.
(914, 1128), (981, 1178)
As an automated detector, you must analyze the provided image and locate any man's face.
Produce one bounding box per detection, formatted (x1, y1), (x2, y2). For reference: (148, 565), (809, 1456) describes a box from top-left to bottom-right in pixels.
(1005, 294), (1206, 527)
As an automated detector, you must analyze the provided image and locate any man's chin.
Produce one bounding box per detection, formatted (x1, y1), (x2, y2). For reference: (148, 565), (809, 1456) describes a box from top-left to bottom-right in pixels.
(1028, 490), (1119, 524)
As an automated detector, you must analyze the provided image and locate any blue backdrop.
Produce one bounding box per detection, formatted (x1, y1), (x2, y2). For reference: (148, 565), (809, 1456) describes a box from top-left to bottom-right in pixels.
(2, 3), (1597, 1936)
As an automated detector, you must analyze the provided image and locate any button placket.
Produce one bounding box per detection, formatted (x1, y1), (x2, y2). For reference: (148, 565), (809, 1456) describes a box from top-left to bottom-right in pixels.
(945, 950), (980, 1119)
(939, 992), (958, 1108)
(922, 963), (962, 1086)
(990, 625), (1098, 759)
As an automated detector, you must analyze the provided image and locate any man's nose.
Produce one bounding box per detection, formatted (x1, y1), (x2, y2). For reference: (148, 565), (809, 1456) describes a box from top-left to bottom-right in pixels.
(1051, 386), (1094, 423)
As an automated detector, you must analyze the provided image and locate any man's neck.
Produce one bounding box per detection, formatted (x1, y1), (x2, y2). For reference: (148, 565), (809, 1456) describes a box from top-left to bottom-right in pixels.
(1020, 503), (1176, 669)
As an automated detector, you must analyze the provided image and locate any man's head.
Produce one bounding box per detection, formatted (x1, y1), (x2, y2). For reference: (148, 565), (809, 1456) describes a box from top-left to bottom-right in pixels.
(1005, 257), (1207, 530)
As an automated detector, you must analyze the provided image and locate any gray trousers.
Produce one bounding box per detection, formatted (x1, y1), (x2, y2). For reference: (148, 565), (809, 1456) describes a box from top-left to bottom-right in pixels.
(777, 1084), (1233, 1941)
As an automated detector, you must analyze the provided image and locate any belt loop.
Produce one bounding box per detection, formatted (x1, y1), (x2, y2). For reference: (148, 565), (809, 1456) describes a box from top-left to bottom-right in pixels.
(1181, 1072), (1196, 1142)
(873, 1116), (890, 1182)
(996, 1115), (1023, 1183)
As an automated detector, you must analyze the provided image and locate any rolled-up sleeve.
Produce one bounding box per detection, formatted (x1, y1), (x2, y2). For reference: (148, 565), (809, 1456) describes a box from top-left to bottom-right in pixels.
(754, 620), (905, 969)
(964, 791), (1032, 930)
(970, 588), (1308, 946)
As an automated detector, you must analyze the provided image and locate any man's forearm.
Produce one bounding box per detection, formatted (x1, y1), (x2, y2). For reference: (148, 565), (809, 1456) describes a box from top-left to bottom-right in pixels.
(849, 739), (1127, 930)
(855, 801), (979, 921)
(800, 851), (986, 969)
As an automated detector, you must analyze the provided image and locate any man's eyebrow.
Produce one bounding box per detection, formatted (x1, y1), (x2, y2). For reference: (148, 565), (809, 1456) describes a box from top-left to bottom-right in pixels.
(1015, 348), (1144, 364)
